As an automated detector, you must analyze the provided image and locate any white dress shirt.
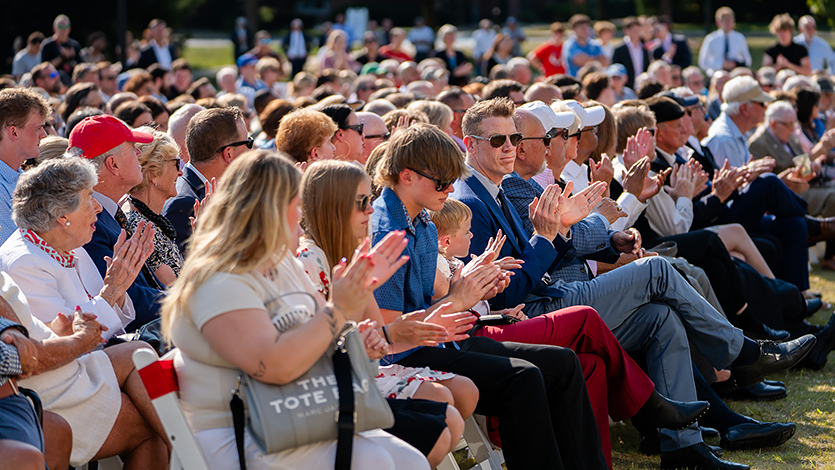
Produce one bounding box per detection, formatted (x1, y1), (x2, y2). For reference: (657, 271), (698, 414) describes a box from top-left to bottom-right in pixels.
(794, 33), (835, 75)
(698, 29), (752, 76)
(150, 40), (173, 69)
(287, 30), (307, 59)
(561, 160), (590, 193)
(624, 36), (646, 76)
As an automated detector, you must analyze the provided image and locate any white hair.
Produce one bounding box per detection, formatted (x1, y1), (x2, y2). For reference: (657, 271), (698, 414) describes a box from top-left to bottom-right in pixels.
(507, 57), (531, 69)
(783, 75), (817, 92)
(647, 60), (670, 77)
(682, 66), (703, 82)
(670, 86), (696, 97)
(775, 69), (797, 88)
(721, 101), (744, 116)
(799, 15), (815, 29)
(765, 100), (796, 125)
(215, 66), (238, 83)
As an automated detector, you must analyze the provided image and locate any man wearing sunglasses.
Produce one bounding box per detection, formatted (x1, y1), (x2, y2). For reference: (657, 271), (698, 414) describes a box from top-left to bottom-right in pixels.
(357, 112), (388, 165)
(40, 14), (80, 83)
(31, 63), (62, 97)
(163, 107), (250, 252)
(561, 100), (606, 193)
(453, 98), (814, 470)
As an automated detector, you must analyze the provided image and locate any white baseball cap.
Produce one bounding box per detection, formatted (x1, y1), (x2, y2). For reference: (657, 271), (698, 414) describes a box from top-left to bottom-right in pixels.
(520, 101), (576, 132)
(563, 100), (605, 128)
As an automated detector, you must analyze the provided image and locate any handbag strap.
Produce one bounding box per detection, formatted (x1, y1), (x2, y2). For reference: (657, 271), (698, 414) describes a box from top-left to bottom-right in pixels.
(231, 378), (247, 470)
(334, 340), (354, 470)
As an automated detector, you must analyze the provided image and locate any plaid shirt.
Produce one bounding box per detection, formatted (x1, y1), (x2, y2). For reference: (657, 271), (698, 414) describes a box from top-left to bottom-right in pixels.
(372, 188), (439, 363)
(502, 172), (615, 285)
(0, 318), (26, 388)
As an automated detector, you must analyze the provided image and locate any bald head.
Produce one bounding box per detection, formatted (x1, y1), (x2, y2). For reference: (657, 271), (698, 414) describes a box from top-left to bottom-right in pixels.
(512, 108), (549, 179)
(357, 112), (388, 163)
(524, 83), (562, 105)
(406, 80), (436, 99)
(168, 104), (205, 163)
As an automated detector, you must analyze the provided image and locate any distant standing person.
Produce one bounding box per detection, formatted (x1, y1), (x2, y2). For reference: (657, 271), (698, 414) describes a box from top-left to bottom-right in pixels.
(502, 16), (527, 57)
(562, 14), (608, 78)
(138, 19), (177, 69)
(651, 15), (692, 68)
(230, 16), (254, 59)
(611, 17), (649, 89)
(39, 14), (80, 85)
(698, 7), (752, 76)
(795, 16), (835, 75)
(763, 14), (811, 76)
(408, 17), (435, 62)
(528, 22), (566, 78)
(472, 19), (497, 75)
(283, 18), (310, 77)
(12, 32), (43, 78)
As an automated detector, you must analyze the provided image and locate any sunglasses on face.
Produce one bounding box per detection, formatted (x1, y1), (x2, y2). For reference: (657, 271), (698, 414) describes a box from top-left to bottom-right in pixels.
(408, 167), (455, 192)
(341, 123), (364, 135)
(216, 136), (254, 153)
(165, 157), (182, 168)
(356, 194), (371, 212)
(568, 126), (598, 138)
(364, 131), (390, 140)
(548, 128), (570, 141)
(519, 135), (552, 146)
(468, 133), (523, 148)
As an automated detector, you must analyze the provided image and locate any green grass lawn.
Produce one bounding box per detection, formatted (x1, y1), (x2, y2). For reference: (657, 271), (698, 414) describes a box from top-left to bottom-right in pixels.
(611, 266), (835, 469)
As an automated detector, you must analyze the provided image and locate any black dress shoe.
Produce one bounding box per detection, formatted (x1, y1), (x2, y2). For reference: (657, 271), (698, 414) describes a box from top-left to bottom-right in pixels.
(660, 442), (750, 469)
(763, 379), (785, 387)
(744, 324), (791, 341)
(634, 390), (709, 430)
(720, 420), (796, 450)
(803, 313), (835, 370)
(806, 298), (824, 317)
(639, 433), (723, 457)
(729, 381), (787, 401)
(732, 335), (817, 387)
(701, 426), (719, 439)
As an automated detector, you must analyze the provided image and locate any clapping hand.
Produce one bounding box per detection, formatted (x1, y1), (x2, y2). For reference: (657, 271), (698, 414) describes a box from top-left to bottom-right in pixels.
(593, 197), (628, 224)
(190, 177), (216, 231)
(355, 231), (410, 289)
(560, 181), (607, 227)
(710, 160), (745, 202)
(589, 153), (615, 196)
(622, 128), (654, 170)
(101, 221), (155, 307)
(423, 302), (477, 344)
(611, 228), (642, 254)
(358, 320), (390, 359)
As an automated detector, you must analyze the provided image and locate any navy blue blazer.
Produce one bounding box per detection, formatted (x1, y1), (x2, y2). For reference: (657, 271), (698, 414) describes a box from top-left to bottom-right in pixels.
(162, 166), (205, 254)
(651, 35), (692, 68)
(83, 210), (163, 332)
(451, 175), (570, 310)
(651, 149), (726, 230)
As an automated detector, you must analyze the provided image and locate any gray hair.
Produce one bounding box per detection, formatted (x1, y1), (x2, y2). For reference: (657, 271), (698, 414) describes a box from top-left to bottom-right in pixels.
(682, 66), (703, 82)
(765, 100), (796, 125)
(721, 101), (744, 116)
(215, 67), (237, 84)
(68, 142), (128, 172)
(13, 157), (98, 232)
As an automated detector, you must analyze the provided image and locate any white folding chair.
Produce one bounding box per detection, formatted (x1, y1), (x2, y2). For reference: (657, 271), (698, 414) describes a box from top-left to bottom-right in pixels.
(132, 348), (211, 470)
(435, 415), (505, 470)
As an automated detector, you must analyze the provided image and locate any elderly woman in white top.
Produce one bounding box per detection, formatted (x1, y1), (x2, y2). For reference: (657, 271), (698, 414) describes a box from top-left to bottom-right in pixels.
(0, 157), (170, 468)
(0, 157), (154, 339)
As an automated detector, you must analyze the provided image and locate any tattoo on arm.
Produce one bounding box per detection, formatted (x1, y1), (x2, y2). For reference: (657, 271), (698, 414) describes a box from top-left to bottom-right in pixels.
(323, 305), (338, 337)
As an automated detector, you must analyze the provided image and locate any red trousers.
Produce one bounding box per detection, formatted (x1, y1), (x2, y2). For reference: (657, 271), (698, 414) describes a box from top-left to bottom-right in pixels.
(474, 306), (655, 469)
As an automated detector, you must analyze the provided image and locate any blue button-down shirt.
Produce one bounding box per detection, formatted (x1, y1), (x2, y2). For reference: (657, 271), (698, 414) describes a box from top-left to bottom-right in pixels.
(702, 111), (750, 169)
(0, 161), (21, 244)
(372, 187), (439, 363)
(795, 33), (835, 75)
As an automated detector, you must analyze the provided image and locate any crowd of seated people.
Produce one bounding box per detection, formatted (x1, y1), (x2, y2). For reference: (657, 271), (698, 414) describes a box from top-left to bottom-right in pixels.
(5, 7), (835, 470)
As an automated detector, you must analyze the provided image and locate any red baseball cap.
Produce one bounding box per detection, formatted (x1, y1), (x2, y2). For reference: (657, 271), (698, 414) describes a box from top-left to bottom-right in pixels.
(68, 115), (154, 158)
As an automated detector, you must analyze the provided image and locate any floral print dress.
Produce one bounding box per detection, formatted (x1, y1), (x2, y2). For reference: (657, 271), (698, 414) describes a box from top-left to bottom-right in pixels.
(296, 238), (456, 399)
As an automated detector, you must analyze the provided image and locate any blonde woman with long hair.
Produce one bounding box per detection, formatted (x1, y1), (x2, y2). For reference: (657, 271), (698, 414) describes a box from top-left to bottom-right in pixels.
(297, 160), (478, 466)
(161, 150), (427, 470)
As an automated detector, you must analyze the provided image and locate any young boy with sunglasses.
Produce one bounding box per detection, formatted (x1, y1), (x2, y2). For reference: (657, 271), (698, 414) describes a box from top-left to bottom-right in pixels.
(370, 122), (610, 470)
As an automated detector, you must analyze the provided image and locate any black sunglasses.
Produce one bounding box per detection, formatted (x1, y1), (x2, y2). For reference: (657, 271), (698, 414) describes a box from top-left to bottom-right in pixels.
(548, 128), (570, 141)
(216, 136), (254, 153)
(568, 126), (598, 139)
(469, 133), (523, 148)
(341, 123), (364, 135)
(356, 195), (371, 212)
(408, 167), (455, 192)
(519, 135), (552, 146)
(364, 132), (390, 140)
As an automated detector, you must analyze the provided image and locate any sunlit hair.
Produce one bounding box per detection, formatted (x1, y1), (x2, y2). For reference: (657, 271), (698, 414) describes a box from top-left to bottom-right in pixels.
(276, 108), (338, 163)
(366, 141), (389, 200)
(161, 150), (301, 340)
(375, 122), (469, 189)
(587, 100), (617, 162)
(429, 198), (472, 238)
(130, 126), (180, 194)
(612, 105), (656, 153)
(301, 160), (369, 269)
(462, 97), (516, 138)
(407, 100), (454, 131)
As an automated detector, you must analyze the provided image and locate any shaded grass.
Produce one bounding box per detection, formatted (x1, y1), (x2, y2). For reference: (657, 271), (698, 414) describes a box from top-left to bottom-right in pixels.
(612, 266), (835, 469)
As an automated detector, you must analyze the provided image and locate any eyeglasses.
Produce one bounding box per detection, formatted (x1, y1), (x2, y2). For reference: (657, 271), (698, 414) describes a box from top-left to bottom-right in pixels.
(519, 135), (552, 146)
(408, 167), (455, 192)
(56, 23), (70, 30)
(774, 120), (795, 128)
(568, 126), (598, 138)
(341, 123), (364, 135)
(548, 128), (570, 141)
(468, 133), (523, 148)
(216, 136), (254, 153)
(355, 195), (371, 212)
(165, 157), (182, 167)
(451, 109), (469, 113)
(364, 132), (390, 140)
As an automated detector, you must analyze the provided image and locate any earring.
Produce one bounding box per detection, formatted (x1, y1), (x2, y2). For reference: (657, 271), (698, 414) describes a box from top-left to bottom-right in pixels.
(65, 222), (71, 226)
(154, 182), (158, 187)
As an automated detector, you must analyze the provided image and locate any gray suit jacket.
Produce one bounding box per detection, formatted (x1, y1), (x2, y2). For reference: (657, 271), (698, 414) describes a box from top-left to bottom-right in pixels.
(748, 124), (804, 174)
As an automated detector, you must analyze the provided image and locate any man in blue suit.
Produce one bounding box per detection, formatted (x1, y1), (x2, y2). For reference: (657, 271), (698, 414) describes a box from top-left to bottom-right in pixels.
(452, 97), (815, 469)
(162, 107), (251, 252)
(67, 115), (163, 331)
